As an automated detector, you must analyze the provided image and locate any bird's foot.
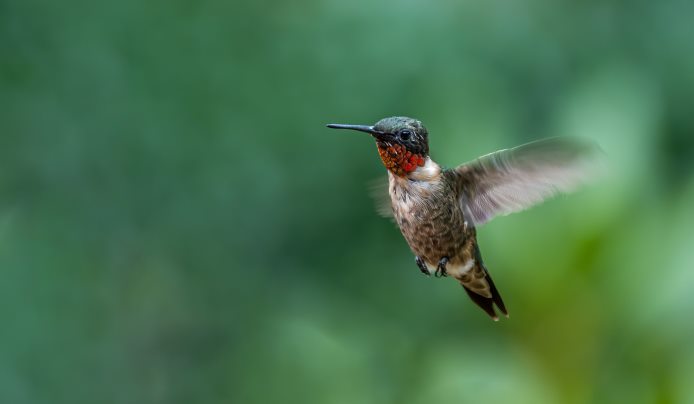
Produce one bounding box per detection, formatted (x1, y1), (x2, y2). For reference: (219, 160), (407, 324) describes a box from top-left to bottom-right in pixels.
(415, 256), (430, 276)
(435, 257), (449, 278)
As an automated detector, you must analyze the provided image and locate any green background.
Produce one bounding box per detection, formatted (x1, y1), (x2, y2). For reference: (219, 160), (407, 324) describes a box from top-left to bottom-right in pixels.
(2, 0), (694, 402)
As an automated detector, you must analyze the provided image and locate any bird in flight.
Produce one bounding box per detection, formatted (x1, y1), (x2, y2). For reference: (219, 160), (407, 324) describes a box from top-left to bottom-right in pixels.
(327, 117), (601, 320)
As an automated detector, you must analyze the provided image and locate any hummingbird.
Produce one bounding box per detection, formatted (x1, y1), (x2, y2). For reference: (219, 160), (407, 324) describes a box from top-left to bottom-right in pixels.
(327, 116), (600, 320)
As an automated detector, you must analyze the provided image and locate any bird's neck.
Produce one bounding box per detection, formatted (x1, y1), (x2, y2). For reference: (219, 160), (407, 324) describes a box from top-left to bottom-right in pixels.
(386, 156), (442, 184)
(408, 157), (442, 181)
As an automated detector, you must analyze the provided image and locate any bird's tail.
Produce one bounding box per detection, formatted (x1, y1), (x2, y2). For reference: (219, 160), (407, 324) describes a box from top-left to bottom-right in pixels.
(459, 245), (508, 321)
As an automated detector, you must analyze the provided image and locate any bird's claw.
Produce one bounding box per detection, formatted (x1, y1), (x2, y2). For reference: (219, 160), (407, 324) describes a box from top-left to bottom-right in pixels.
(415, 256), (430, 276)
(435, 257), (449, 278)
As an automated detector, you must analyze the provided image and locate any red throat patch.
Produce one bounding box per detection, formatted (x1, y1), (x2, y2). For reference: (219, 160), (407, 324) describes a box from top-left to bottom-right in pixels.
(377, 144), (426, 177)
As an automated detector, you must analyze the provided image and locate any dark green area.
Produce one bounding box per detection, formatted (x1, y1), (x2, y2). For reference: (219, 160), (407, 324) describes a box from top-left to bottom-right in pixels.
(2, 0), (694, 402)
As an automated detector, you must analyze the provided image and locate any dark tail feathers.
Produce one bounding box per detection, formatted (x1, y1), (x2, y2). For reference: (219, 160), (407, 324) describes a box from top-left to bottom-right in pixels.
(461, 247), (508, 320)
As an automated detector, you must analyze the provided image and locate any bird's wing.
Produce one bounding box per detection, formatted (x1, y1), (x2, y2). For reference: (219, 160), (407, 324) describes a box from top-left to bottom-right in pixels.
(453, 137), (603, 227)
(368, 176), (394, 219)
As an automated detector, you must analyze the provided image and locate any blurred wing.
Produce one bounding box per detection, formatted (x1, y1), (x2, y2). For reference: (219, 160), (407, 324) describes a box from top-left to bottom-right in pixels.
(454, 137), (603, 226)
(368, 176), (394, 219)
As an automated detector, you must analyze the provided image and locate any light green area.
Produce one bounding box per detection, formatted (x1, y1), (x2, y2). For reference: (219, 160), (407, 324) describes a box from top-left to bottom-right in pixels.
(2, 0), (694, 402)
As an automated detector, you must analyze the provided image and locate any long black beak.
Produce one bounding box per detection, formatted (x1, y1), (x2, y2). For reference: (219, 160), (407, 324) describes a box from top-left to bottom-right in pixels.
(326, 123), (388, 138)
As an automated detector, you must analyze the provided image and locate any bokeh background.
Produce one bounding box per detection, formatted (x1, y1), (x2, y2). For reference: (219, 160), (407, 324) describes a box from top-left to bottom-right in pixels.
(2, 0), (694, 402)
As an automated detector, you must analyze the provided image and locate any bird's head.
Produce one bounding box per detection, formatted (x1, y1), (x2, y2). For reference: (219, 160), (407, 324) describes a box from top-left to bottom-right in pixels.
(327, 116), (430, 177)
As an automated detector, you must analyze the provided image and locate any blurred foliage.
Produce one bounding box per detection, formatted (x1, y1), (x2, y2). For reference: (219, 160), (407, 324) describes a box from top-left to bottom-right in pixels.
(2, 0), (694, 402)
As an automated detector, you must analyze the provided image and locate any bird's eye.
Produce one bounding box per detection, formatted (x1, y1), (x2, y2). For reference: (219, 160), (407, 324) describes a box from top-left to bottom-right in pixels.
(399, 130), (412, 140)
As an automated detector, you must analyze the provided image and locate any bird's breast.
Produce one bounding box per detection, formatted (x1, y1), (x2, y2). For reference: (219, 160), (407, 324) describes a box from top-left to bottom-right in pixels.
(389, 176), (470, 265)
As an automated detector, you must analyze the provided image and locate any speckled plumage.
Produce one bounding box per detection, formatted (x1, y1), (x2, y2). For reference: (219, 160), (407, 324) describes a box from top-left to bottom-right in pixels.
(327, 116), (601, 320)
(388, 162), (506, 318)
